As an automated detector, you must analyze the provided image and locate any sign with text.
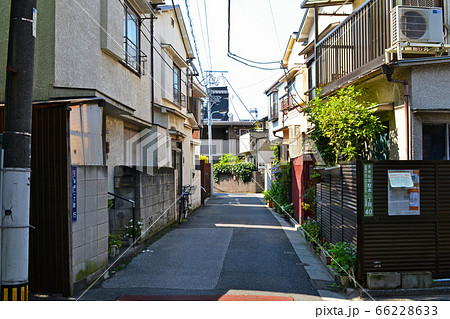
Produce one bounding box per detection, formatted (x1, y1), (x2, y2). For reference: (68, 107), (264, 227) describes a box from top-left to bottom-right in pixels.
(388, 169), (420, 216)
(72, 166), (77, 222)
(363, 163), (373, 217)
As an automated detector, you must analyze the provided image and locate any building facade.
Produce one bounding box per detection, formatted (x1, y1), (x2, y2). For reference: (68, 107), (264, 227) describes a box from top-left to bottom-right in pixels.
(0, 0), (204, 296)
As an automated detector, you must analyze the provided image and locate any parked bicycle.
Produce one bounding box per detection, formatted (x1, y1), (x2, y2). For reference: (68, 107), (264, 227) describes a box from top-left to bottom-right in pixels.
(179, 184), (194, 222)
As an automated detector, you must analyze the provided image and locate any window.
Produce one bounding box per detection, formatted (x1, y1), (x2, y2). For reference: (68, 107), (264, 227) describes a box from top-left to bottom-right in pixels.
(173, 65), (181, 105)
(423, 123), (449, 160)
(124, 3), (140, 72)
(268, 91), (278, 121)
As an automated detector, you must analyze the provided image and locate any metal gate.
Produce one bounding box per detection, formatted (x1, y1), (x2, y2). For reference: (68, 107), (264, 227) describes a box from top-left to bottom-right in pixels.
(1, 104), (71, 295)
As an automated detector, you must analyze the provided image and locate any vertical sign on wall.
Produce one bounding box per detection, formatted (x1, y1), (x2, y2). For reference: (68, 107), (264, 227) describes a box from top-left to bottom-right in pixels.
(72, 166), (77, 222)
(363, 163), (373, 217)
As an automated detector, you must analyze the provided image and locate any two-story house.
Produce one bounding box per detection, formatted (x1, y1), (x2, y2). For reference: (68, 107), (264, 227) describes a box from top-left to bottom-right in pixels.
(0, 0), (204, 297)
(303, 0), (450, 161)
(264, 4), (351, 222)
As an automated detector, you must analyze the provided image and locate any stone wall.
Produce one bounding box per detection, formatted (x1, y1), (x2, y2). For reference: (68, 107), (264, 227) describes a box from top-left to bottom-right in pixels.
(214, 171), (264, 193)
(71, 166), (109, 288)
(110, 166), (177, 241)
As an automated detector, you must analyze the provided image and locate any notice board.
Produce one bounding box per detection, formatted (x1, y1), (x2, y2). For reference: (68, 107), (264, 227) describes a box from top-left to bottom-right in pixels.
(387, 170), (420, 216)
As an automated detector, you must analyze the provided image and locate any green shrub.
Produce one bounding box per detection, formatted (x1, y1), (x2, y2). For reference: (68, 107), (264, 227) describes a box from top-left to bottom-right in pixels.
(305, 86), (385, 165)
(301, 218), (319, 243)
(213, 154), (256, 183)
(329, 242), (357, 276)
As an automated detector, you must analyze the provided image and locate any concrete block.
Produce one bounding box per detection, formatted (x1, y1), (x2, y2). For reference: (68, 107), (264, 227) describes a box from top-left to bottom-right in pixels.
(77, 195), (86, 214)
(85, 180), (98, 196)
(72, 229), (86, 249)
(98, 221), (109, 240)
(72, 262), (86, 282)
(86, 166), (98, 181)
(85, 195), (98, 212)
(367, 272), (401, 289)
(98, 179), (108, 195)
(97, 167), (107, 180)
(97, 194), (108, 209)
(72, 213), (85, 232)
(85, 226), (95, 243)
(77, 180), (86, 198)
(85, 210), (98, 227)
(401, 271), (433, 289)
(76, 166), (85, 181)
(73, 245), (86, 265)
(86, 241), (98, 259)
(98, 236), (108, 255)
(98, 208), (108, 224)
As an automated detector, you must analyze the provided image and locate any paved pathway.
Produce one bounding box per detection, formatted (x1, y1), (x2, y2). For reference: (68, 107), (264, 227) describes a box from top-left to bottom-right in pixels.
(77, 193), (346, 301)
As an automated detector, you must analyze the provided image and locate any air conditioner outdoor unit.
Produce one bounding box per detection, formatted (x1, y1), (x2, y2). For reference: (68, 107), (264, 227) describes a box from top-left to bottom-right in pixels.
(390, 6), (444, 45)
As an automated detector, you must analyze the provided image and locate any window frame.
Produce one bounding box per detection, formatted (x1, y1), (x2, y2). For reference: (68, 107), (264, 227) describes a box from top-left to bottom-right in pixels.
(422, 122), (450, 160)
(173, 64), (182, 106)
(268, 90), (279, 121)
(123, 2), (141, 73)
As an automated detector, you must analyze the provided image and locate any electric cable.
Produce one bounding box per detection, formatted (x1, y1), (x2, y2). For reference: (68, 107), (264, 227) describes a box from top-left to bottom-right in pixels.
(203, 0), (213, 70)
(227, 0), (283, 70)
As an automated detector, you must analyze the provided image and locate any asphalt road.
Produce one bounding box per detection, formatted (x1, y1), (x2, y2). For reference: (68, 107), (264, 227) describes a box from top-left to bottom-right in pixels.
(77, 193), (326, 301)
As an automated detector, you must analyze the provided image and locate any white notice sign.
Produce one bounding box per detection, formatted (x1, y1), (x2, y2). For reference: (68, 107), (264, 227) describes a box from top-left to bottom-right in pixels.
(388, 171), (413, 188)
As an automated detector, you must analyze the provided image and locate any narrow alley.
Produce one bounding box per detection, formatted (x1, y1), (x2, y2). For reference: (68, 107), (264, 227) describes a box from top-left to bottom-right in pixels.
(77, 194), (343, 301)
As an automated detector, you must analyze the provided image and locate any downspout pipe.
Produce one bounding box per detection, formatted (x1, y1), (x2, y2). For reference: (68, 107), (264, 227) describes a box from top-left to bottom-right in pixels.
(150, 11), (156, 125)
(381, 64), (410, 160)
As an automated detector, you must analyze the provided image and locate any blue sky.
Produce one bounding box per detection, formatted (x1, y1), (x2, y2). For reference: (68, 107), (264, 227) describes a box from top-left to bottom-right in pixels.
(175, 0), (304, 120)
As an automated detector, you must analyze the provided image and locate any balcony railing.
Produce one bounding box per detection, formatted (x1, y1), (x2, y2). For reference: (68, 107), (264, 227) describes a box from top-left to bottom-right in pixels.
(316, 0), (391, 92)
(281, 94), (298, 112)
(124, 36), (147, 75)
(173, 87), (186, 108)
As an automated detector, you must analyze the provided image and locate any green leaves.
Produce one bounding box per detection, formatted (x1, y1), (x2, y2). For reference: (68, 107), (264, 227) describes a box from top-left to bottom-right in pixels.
(305, 86), (385, 165)
(329, 242), (357, 276)
(213, 154), (256, 183)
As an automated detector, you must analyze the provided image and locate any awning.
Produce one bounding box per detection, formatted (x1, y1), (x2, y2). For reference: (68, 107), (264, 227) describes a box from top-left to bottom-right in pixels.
(301, 0), (354, 8)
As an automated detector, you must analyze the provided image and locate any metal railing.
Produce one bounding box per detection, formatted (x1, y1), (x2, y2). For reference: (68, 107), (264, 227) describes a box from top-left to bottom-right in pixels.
(108, 192), (137, 243)
(124, 36), (147, 75)
(173, 87), (186, 107)
(316, 0), (391, 89)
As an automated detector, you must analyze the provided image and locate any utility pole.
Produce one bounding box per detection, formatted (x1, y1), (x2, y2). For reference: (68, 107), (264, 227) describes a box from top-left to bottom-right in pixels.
(1, 0), (37, 301)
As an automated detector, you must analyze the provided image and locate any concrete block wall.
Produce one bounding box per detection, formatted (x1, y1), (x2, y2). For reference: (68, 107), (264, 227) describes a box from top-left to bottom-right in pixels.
(191, 169), (202, 210)
(71, 166), (109, 286)
(214, 171), (265, 193)
(110, 166), (176, 241)
(137, 167), (177, 237)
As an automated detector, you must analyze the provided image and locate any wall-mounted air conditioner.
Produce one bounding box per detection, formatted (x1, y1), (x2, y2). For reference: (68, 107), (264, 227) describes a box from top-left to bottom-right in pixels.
(390, 6), (444, 45)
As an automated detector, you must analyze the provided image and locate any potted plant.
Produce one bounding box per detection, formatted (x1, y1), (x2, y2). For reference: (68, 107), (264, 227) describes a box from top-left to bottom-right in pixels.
(108, 234), (122, 257)
(319, 241), (332, 265)
(328, 241), (357, 287)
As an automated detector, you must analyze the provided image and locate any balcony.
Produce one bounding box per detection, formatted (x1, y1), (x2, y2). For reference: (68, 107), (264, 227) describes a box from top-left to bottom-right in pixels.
(281, 94), (303, 113)
(173, 87), (186, 108)
(316, 0), (391, 94)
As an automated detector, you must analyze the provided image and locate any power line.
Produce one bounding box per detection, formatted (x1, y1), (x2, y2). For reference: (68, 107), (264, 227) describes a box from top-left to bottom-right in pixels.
(227, 0), (282, 71)
(218, 76), (257, 122)
(184, 0), (204, 80)
(195, 0), (210, 71)
(268, 0), (282, 56)
(202, 0), (213, 70)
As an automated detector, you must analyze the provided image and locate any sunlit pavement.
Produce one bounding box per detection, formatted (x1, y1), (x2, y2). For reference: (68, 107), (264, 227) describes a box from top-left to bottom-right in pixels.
(76, 193), (345, 301)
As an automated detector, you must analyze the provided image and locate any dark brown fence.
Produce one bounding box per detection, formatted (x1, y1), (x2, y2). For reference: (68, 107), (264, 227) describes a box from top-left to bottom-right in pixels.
(0, 104), (71, 295)
(316, 160), (450, 283)
(315, 163), (358, 246)
(200, 160), (211, 203)
(360, 160), (450, 281)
